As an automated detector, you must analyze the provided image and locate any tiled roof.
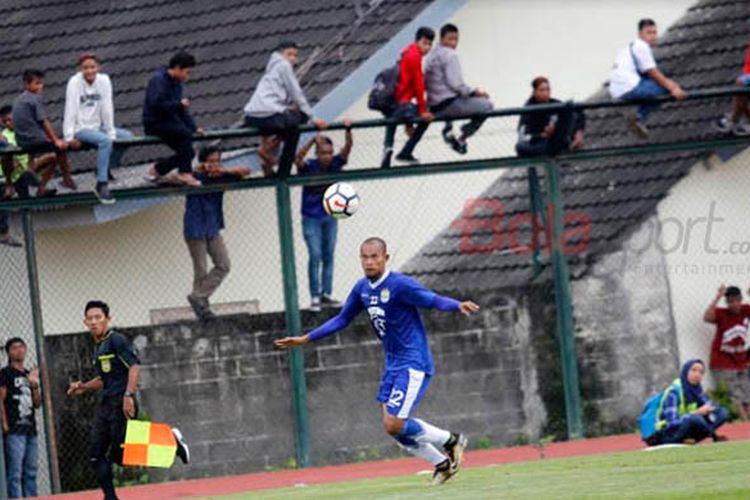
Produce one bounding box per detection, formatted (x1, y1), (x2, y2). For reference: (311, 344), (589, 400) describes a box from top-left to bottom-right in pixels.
(402, 0), (748, 292)
(0, 0), (431, 163)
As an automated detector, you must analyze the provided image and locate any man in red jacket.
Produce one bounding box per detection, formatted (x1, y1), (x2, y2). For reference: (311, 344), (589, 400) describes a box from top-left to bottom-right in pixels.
(714, 40), (750, 136)
(382, 27), (435, 168)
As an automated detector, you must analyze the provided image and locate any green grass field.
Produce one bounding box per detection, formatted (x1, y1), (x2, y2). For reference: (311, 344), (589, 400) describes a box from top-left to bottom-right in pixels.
(208, 441), (750, 499)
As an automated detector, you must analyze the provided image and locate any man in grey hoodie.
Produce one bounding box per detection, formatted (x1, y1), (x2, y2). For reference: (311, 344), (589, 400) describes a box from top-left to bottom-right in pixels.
(424, 24), (492, 155)
(244, 41), (327, 177)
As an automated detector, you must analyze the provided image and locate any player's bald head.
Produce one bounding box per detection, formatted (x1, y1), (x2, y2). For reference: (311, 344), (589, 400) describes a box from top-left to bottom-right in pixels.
(361, 237), (387, 255)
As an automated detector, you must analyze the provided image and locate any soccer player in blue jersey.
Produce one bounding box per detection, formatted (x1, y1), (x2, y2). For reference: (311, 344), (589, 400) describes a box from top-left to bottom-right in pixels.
(275, 237), (480, 484)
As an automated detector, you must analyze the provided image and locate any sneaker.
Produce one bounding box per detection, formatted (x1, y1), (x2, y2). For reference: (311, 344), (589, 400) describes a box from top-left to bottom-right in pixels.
(310, 296), (322, 312)
(321, 295), (342, 308)
(395, 152), (419, 164)
(455, 138), (468, 155)
(733, 122), (750, 136)
(172, 428), (190, 464)
(443, 132), (463, 154)
(381, 148), (393, 169)
(95, 183), (115, 205)
(627, 114), (649, 139)
(713, 114), (734, 133)
(187, 295), (208, 320)
(430, 459), (455, 486)
(444, 432), (468, 473)
(200, 309), (217, 322)
(714, 434), (729, 443)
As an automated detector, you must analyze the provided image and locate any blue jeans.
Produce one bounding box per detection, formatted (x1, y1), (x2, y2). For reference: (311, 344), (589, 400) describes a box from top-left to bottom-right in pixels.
(302, 216), (337, 298)
(659, 406), (728, 444)
(75, 128), (133, 183)
(5, 433), (38, 498)
(621, 77), (668, 123)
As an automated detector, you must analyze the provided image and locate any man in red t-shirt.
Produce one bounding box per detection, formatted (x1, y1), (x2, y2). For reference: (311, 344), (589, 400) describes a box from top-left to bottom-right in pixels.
(704, 285), (750, 420)
(381, 27), (435, 168)
(713, 39), (750, 135)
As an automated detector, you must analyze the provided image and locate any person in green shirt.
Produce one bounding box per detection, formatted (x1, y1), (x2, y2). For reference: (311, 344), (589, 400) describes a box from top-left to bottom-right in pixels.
(0, 105), (56, 198)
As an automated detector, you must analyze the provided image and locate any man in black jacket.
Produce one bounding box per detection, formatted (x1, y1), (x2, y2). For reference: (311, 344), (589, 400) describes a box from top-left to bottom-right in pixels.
(515, 76), (585, 157)
(143, 52), (203, 187)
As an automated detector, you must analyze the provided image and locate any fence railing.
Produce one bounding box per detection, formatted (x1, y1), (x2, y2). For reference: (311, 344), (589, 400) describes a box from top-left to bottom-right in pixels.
(1, 85), (749, 494)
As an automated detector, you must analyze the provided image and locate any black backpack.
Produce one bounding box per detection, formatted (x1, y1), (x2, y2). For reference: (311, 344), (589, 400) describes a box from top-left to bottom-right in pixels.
(368, 64), (400, 114)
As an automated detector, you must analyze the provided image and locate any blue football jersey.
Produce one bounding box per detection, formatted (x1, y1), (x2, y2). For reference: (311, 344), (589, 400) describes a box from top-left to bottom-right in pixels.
(348, 271), (436, 374)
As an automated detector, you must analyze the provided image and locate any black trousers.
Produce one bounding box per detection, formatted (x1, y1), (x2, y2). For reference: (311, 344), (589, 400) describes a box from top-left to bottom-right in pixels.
(144, 122), (195, 175)
(244, 110), (307, 177)
(89, 396), (138, 500)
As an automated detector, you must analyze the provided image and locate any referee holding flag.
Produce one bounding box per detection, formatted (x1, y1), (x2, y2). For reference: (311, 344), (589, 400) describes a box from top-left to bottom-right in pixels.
(67, 300), (190, 500)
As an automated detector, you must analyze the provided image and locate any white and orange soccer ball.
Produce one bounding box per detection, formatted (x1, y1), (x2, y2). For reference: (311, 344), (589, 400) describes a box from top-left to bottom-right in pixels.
(323, 182), (360, 219)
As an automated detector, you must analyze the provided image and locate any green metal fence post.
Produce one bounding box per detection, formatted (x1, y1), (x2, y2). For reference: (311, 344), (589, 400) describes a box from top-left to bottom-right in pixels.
(543, 161), (584, 440)
(275, 180), (311, 468)
(527, 166), (546, 276)
(21, 210), (62, 493)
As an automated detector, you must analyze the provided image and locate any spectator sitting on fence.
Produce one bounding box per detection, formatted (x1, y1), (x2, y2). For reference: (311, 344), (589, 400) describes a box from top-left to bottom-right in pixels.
(294, 120), (353, 312)
(515, 76), (585, 157)
(64, 53), (134, 204)
(704, 284), (750, 420)
(608, 18), (686, 138)
(652, 359), (728, 445)
(143, 51), (204, 188)
(713, 38), (750, 136)
(12, 69), (77, 193)
(424, 23), (492, 156)
(381, 27), (435, 169)
(1, 105), (54, 199)
(184, 146), (250, 321)
(0, 338), (41, 498)
(243, 41), (327, 178)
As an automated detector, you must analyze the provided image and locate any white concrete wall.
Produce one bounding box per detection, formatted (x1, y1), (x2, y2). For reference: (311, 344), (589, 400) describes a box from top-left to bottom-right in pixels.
(656, 149), (750, 374)
(36, 0), (694, 334)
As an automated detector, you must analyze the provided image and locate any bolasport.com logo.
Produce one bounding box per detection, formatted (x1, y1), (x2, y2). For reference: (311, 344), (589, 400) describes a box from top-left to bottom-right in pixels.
(449, 198), (591, 256)
(449, 199), (750, 257)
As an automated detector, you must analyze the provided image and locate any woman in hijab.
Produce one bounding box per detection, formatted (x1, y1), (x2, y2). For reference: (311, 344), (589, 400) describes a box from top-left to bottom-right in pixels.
(657, 359), (728, 444)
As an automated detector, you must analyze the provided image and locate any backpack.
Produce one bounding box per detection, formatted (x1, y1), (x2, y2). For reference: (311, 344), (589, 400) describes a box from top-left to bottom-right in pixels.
(638, 379), (684, 444)
(368, 64), (400, 114)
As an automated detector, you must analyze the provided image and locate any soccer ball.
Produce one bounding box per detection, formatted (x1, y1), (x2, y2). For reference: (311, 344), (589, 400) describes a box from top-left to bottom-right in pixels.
(323, 182), (360, 219)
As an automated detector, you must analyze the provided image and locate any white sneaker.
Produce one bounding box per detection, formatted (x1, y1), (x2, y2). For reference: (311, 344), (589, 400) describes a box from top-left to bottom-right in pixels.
(733, 122), (750, 136)
(172, 428), (190, 464)
(713, 114), (734, 133)
(310, 297), (322, 312)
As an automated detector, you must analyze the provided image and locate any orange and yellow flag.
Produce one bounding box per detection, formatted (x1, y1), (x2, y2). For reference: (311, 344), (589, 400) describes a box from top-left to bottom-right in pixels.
(122, 420), (177, 468)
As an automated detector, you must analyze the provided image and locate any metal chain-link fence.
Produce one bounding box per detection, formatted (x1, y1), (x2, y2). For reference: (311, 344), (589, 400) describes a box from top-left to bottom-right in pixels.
(1, 96), (749, 493)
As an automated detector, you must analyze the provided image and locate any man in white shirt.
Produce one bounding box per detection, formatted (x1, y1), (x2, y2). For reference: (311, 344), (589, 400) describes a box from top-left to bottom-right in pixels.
(65, 53), (133, 204)
(608, 19), (686, 138)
